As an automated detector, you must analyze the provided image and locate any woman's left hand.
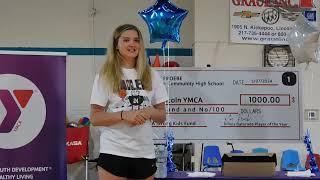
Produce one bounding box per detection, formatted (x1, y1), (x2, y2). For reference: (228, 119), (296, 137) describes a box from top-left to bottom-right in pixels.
(132, 110), (151, 125)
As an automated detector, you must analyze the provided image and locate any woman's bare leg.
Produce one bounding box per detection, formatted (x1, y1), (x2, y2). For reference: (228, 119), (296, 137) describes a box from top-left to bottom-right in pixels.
(98, 167), (126, 180)
(144, 175), (154, 180)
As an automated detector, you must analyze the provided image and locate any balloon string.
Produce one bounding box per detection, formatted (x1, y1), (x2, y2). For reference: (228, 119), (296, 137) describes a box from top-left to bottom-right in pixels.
(162, 41), (169, 134)
(167, 42), (170, 64)
(162, 43), (176, 172)
(166, 42), (170, 133)
(162, 41), (167, 49)
(310, 69), (314, 98)
(305, 62), (310, 71)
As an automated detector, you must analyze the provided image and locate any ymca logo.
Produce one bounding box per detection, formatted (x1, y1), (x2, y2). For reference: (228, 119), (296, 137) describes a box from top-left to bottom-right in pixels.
(0, 74), (46, 149)
(0, 90), (33, 133)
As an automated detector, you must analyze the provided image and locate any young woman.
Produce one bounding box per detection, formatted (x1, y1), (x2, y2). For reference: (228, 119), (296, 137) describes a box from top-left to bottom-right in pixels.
(90, 24), (168, 180)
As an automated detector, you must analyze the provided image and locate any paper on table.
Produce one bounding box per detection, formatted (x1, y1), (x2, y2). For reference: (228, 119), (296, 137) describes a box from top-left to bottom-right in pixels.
(286, 169), (316, 177)
(187, 172), (216, 177)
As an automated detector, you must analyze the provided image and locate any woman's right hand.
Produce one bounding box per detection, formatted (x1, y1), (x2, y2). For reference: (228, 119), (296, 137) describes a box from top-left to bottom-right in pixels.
(122, 110), (151, 126)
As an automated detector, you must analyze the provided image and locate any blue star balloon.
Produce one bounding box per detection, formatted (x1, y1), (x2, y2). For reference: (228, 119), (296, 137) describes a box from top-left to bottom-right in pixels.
(139, 0), (188, 47)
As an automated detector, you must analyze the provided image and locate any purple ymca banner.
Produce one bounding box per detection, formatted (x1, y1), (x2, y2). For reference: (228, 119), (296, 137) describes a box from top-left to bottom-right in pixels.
(0, 51), (66, 180)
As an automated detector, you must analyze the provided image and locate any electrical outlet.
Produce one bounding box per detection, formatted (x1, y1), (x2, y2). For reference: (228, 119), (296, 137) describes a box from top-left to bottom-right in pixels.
(304, 109), (319, 121)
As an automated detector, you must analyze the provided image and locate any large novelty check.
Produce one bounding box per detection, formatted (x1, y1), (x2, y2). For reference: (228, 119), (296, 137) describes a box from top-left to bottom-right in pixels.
(154, 68), (303, 142)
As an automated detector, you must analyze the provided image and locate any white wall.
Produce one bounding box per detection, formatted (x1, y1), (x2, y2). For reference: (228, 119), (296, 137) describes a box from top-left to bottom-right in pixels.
(194, 0), (320, 171)
(0, 0), (92, 47)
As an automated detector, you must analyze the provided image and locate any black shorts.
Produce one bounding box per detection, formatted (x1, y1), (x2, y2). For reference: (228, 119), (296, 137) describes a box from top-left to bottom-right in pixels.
(97, 153), (157, 179)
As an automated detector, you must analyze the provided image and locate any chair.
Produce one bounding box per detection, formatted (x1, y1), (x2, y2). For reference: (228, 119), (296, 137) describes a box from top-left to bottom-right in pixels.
(231, 150), (244, 153)
(202, 145), (222, 171)
(252, 147), (268, 153)
(281, 149), (305, 171)
(305, 153), (320, 170)
(226, 142), (243, 153)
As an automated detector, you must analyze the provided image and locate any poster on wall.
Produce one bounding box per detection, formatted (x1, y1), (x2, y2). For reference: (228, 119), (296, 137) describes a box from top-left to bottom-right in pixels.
(230, 0), (318, 44)
(154, 68), (302, 143)
(0, 51), (66, 180)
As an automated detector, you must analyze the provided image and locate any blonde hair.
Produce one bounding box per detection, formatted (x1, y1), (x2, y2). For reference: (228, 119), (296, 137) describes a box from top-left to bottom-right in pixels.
(100, 24), (152, 93)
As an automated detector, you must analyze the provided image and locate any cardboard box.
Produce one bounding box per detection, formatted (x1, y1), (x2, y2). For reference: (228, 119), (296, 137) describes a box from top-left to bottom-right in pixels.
(222, 153), (277, 177)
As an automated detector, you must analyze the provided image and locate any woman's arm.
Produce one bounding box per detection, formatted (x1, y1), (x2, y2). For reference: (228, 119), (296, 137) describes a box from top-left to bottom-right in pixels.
(90, 104), (151, 126)
(144, 102), (166, 124)
(90, 104), (122, 126)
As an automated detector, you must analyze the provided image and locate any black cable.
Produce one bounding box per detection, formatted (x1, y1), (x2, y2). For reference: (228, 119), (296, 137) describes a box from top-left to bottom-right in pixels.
(199, 143), (204, 171)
